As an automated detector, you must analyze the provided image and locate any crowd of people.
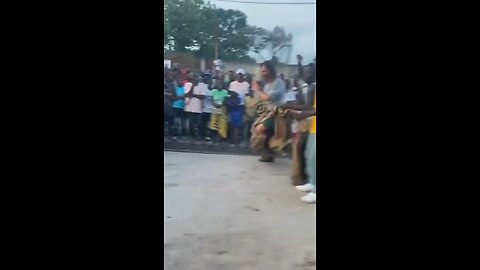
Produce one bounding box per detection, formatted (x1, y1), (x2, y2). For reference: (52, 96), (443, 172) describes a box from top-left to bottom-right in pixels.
(164, 67), (260, 145)
(163, 55), (316, 203)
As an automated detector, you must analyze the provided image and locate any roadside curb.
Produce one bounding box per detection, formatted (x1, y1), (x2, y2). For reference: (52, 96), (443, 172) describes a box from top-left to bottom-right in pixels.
(164, 138), (292, 158)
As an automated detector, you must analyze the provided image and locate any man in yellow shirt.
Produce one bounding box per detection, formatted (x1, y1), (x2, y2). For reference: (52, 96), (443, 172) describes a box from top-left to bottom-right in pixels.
(296, 87), (316, 203)
(278, 85), (316, 203)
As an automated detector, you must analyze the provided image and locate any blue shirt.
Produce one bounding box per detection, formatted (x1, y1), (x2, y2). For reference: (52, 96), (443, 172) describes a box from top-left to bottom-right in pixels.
(172, 86), (185, 109)
(263, 78), (286, 105)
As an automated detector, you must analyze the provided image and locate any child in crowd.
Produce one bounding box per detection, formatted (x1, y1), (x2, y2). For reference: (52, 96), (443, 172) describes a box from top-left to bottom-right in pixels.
(224, 90), (243, 146)
(209, 81), (229, 141)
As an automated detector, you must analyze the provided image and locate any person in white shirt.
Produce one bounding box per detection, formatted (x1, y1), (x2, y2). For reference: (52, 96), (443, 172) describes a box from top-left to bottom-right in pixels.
(228, 69), (250, 105)
(199, 75), (214, 140)
(184, 75), (204, 139)
(285, 79), (297, 103)
(284, 79), (297, 142)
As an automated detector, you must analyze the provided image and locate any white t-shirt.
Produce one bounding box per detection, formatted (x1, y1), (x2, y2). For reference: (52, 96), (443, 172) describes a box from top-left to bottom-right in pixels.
(300, 83), (309, 102)
(228, 81), (249, 105)
(285, 89), (297, 102)
(287, 88), (299, 132)
(200, 83), (213, 113)
(184, 82), (203, 113)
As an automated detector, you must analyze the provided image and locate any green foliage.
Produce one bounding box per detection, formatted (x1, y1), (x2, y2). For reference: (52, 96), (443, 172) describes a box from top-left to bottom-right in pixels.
(164, 0), (256, 62)
(164, 0), (216, 52)
(164, 1), (292, 63)
(216, 8), (252, 61)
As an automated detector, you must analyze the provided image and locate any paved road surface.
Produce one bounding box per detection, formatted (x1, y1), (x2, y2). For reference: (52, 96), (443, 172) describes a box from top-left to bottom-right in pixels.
(164, 151), (316, 270)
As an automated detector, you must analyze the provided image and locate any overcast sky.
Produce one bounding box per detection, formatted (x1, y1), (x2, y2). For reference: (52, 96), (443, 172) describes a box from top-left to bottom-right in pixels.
(211, 0), (316, 65)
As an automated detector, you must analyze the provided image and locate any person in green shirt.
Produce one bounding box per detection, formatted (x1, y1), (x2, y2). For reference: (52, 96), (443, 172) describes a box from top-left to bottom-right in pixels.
(211, 84), (229, 106)
(209, 82), (230, 141)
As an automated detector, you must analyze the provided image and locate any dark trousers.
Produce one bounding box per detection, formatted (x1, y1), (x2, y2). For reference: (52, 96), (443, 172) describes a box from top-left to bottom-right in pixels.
(291, 132), (309, 185)
(201, 113), (211, 138)
(285, 118), (293, 139)
(164, 106), (174, 136)
(187, 112), (202, 138)
(229, 126), (240, 145)
(172, 108), (186, 137)
(261, 128), (275, 160)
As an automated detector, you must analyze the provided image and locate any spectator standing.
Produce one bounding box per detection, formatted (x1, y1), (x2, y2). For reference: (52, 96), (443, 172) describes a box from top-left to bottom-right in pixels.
(171, 79), (187, 138)
(164, 73), (176, 137)
(243, 88), (258, 145)
(209, 81), (229, 141)
(296, 87), (316, 204)
(184, 75), (204, 139)
(224, 90), (243, 146)
(199, 75), (213, 140)
(225, 70), (235, 86)
(285, 79), (297, 104)
(288, 55), (316, 185)
(228, 69), (250, 105)
(284, 79), (297, 142)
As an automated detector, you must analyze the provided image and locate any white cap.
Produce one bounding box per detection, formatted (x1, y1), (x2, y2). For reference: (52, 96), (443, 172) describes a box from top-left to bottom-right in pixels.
(236, 68), (246, 75)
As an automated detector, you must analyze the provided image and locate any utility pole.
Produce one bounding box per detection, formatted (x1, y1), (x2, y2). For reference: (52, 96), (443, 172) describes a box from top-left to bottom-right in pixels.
(214, 31), (218, 60)
(213, 27), (220, 72)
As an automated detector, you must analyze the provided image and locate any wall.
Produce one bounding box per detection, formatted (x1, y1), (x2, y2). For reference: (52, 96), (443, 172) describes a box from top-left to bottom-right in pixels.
(163, 53), (301, 79)
(164, 52), (200, 69)
(222, 62), (299, 79)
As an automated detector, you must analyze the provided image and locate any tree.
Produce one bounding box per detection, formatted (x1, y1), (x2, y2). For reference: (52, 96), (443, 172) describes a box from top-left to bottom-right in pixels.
(164, 1), (261, 63)
(214, 8), (254, 61)
(250, 27), (270, 61)
(251, 26), (293, 63)
(270, 27), (293, 60)
(164, 0), (216, 52)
